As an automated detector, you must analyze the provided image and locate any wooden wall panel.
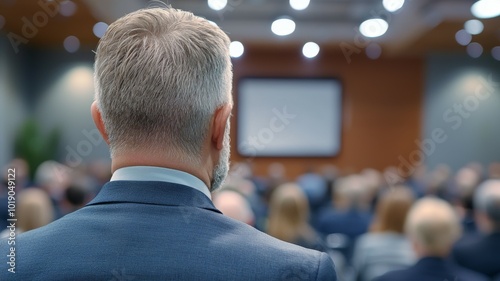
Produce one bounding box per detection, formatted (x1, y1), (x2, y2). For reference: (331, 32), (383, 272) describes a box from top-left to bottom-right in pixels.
(229, 46), (424, 179)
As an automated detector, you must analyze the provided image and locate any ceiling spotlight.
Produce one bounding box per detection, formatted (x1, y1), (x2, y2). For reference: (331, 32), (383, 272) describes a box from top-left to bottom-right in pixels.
(230, 41), (244, 58)
(464, 19), (484, 35)
(302, 42), (319, 58)
(63, 36), (80, 53)
(491, 46), (500, 61)
(455, 29), (472, 46)
(290, 0), (310, 11)
(359, 18), (389, 38)
(471, 0), (500, 19)
(366, 43), (382, 59)
(271, 18), (296, 36)
(60, 0), (77, 17)
(93, 22), (108, 38)
(383, 0), (405, 12)
(467, 42), (483, 58)
(208, 0), (227, 11)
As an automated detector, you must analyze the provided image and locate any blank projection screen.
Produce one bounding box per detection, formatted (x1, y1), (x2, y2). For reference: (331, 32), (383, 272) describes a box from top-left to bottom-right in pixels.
(237, 78), (342, 157)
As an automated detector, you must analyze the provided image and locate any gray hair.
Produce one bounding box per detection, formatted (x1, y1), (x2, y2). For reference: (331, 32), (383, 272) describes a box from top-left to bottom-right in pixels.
(405, 197), (461, 254)
(94, 7), (233, 162)
(474, 180), (500, 229)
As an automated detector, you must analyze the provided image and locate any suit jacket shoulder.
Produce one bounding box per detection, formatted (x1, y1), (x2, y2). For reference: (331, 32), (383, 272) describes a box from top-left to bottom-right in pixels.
(0, 181), (337, 281)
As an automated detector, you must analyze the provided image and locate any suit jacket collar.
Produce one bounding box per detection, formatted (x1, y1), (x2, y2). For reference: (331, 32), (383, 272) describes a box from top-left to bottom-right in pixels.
(87, 180), (221, 214)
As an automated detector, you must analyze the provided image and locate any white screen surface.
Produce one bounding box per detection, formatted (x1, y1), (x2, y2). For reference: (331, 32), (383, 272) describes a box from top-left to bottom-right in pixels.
(237, 78), (342, 157)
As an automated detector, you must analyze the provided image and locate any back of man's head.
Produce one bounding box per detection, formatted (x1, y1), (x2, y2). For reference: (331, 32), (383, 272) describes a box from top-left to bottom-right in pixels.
(474, 180), (500, 233)
(94, 7), (232, 163)
(405, 197), (461, 257)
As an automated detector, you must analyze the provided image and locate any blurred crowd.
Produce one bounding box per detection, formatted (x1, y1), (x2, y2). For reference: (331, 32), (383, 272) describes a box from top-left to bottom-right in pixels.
(1, 158), (500, 281)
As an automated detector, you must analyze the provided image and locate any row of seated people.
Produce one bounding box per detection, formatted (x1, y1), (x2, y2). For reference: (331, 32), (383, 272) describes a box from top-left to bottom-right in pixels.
(1, 158), (499, 280)
(217, 162), (500, 281)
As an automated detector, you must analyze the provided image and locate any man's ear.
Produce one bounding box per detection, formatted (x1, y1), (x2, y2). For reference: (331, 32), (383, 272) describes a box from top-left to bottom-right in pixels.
(212, 103), (232, 150)
(91, 101), (110, 144)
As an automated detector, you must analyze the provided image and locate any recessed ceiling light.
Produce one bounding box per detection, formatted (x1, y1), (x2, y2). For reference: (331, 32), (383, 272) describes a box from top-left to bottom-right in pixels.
(491, 46), (500, 61)
(471, 0), (500, 19)
(359, 18), (389, 38)
(464, 19), (484, 35)
(455, 30), (472, 46)
(271, 18), (296, 36)
(290, 0), (310, 11)
(302, 42), (319, 58)
(93, 22), (108, 38)
(230, 41), (244, 58)
(383, 0), (405, 12)
(60, 1), (77, 17)
(366, 43), (382, 59)
(208, 0), (227, 11)
(63, 36), (80, 53)
(467, 42), (483, 58)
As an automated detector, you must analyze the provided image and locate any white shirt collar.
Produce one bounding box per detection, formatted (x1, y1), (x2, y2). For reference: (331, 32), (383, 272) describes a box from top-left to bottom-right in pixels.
(110, 166), (211, 199)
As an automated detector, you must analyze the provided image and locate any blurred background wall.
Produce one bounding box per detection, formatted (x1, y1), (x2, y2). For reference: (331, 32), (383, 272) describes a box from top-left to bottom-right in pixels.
(0, 0), (499, 178)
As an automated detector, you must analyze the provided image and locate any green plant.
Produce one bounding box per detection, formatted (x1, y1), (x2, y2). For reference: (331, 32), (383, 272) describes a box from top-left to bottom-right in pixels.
(14, 119), (60, 180)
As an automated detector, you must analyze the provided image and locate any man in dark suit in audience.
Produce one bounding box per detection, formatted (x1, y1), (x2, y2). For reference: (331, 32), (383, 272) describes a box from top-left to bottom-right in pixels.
(0, 8), (336, 280)
(376, 197), (488, 281)
(453, 180), (500, 279)
(315, 175), (371, 262)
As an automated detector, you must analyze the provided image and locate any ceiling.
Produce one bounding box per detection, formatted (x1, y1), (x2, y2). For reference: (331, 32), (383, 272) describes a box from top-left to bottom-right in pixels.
(0, 0), (499, 57)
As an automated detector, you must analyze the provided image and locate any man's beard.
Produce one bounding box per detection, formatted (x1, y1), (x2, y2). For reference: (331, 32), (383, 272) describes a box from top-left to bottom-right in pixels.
(210, 121), (231, 191)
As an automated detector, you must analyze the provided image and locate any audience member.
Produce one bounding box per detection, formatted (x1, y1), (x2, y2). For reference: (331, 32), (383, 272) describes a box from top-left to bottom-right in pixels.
(453, 180), (500, 279)
(489, 163), (500, 179)
(376, 197), (487, 281)
(352, 187), (416, 281)
(1, 188), (54, 238)
(213, 189), (255, 226)
(454, 167), (482, 239)
(315, 175), (372, 263)
(426, 164), (451, 199)
(34, 160), (72, 218)
(0, 8), (336, 280)
(297, 168), (328, 213)
(60, 185), (90, 215)
(268, 183), (327, 252)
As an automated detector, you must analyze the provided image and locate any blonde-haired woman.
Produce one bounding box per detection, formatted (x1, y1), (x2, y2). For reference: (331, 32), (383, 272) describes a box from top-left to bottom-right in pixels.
(1, 188), (54, 238)
(353, 186), (416, 281)
(267, 183), (326, 251)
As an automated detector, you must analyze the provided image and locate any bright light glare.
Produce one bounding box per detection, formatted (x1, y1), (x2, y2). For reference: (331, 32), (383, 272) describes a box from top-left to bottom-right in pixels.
(471, 0), (500, 19)
(271, 18), (296, 36)
(464, 19), (484, 35)
(383, 0), (405, 12)
(290, 0), (310, 10)
(230, 41), (244, 58)
(208, 0), (227, 11)
(302, 42), (320, 58)
(359, 18), (389, 38)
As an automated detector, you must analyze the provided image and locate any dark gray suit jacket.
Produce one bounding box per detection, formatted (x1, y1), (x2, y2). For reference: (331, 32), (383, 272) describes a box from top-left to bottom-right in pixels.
(0, 181), (337, 280)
